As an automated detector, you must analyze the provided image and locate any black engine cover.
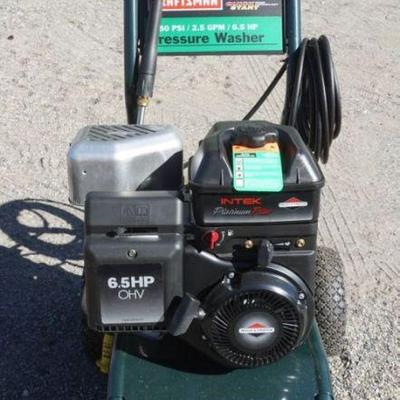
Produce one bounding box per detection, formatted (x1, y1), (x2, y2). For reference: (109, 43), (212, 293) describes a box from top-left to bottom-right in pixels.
(81, 121), (323, 369)
(83, 191), (184, 332)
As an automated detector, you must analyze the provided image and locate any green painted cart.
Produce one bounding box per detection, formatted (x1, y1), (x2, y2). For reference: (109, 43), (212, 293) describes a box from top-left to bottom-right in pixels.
(107, 321), (334, 400)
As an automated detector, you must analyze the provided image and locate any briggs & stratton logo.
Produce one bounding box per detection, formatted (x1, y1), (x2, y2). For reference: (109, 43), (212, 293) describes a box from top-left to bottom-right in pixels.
(278, 197), (308, 209)
(239, 322), (275, 337)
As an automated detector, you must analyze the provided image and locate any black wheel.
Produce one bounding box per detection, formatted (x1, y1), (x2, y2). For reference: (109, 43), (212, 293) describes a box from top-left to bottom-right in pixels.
(81, 312), (103, 362)
(314, 246), (347, 356)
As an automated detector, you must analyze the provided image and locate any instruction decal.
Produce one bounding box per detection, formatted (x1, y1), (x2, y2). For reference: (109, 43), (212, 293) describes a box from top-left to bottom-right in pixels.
(159, 0), (284, 54)
(232, 142), (284, 192)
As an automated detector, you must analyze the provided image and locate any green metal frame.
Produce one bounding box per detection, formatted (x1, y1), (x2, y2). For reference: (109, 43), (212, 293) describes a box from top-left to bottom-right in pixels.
(286, 0), (302, 55)
(124, 0), (139, 124)
(123, 0), (302, 124)
(107, 321), (334, 400)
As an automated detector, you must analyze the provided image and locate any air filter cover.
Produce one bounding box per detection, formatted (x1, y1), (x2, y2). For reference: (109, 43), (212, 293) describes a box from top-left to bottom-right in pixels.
(67, 125), (183, 205)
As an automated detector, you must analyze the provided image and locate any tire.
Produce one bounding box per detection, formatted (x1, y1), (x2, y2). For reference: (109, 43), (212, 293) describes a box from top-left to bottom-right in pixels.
(314, 246), (347, 356)
(81, 313), (104, 362)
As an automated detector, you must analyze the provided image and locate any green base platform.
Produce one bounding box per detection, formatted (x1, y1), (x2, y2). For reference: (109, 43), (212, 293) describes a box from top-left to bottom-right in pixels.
(107, 321), (334, 400)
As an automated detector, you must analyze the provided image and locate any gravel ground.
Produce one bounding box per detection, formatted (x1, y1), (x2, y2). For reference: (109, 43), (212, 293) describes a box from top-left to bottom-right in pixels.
(0, 1), (399, 399)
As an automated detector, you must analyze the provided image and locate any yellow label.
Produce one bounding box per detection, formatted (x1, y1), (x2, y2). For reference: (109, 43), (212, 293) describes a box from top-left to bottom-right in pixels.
(233, 143), (280, 153)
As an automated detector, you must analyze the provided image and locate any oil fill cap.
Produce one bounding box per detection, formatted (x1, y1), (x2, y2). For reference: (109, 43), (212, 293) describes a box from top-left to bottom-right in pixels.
(232, 124), (278, 148)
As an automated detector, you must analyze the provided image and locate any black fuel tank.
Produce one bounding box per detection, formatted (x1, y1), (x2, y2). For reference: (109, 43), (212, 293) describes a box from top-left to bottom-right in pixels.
(189, 121), (324, 226)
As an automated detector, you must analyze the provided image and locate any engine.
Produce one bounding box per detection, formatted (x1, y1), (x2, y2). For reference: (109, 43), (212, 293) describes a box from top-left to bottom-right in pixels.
(68, 121), (324, 368)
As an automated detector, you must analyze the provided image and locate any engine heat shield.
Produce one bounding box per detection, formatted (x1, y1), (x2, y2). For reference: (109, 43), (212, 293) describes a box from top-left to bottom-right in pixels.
(67, 125), (183, 205)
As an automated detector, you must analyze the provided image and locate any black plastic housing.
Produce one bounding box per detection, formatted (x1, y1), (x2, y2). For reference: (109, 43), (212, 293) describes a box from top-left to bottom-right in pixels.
(84, 191), (184, 331)
(189, 121), (324, 226)
(82, 120), (324, 364)
(185, 121), (324, 299)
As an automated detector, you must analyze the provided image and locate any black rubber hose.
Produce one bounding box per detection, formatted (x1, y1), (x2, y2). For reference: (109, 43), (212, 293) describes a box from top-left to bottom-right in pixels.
(244, 36), (342, 163)
(136, 0), (163, 98)
(243, 60), (288, 121)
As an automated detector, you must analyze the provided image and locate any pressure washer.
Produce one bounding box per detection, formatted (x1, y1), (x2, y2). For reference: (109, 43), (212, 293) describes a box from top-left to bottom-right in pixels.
(67, 1), (346, 398)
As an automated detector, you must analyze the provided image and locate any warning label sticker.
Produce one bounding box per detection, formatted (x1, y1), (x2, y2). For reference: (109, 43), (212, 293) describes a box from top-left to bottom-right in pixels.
(159, 0), (284, 55)
(232, 142), (284, 192)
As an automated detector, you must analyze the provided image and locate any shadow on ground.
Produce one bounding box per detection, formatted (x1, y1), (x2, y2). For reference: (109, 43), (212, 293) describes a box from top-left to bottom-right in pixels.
(0, 199), (106, 399)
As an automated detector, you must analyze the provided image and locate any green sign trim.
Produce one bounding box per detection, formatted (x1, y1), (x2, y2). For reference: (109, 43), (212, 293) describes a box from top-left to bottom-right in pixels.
(159, 16), (284, 54)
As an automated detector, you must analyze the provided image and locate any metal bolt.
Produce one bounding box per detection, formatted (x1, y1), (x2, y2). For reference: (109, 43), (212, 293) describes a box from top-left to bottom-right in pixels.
(295, 238), (306, 248)
(244, 240), (254, 249)
(127, 249), (137, 258)
(299, 292), (306, 300)
(228, 272), (235, 279)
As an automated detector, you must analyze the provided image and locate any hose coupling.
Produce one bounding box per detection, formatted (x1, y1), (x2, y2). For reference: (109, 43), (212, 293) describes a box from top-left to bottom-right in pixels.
(137, 96), (150, 107)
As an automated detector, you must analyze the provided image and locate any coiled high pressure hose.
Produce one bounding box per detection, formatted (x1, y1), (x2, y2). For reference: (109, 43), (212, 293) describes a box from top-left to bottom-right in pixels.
(244, 36), (342, 163)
